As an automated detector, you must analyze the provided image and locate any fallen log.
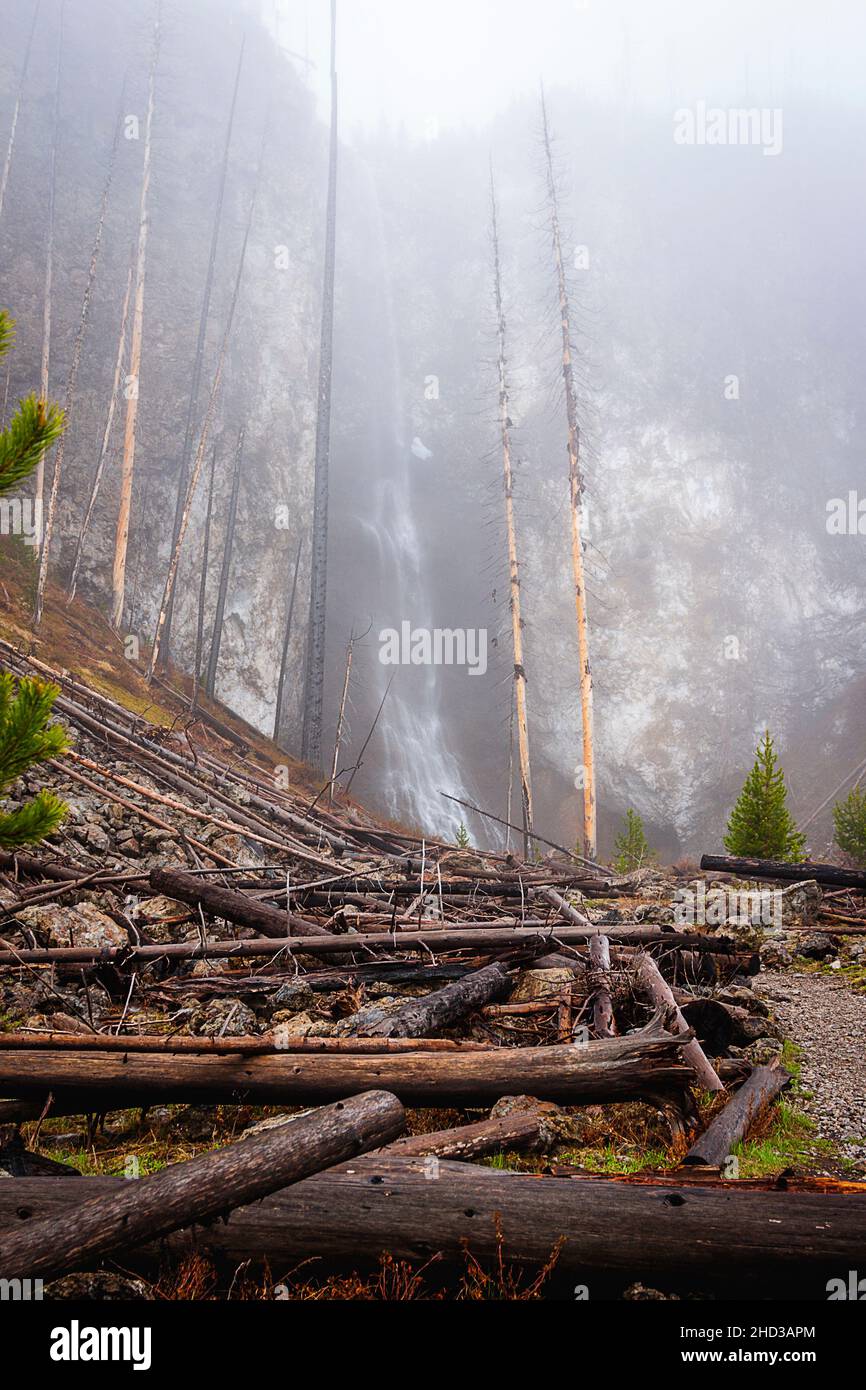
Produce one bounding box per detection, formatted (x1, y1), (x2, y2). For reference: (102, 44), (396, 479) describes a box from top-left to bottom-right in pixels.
(0, 1032), (494, 1055)
(588, 935), (616, 1038)
(701, 854), (866, 893)
(353, 963), (510, 1039)
(3, 1159), (864, 1288)
(381, 1106), (552, 1161)
(684, 1061), (792, 1169)
(633, 953), (725, 1093)
(148, 866), (331, 939)
(0, 924), (742, 969)
(0, 1034), (690, 1110)
(0, 1090), (404, 1282)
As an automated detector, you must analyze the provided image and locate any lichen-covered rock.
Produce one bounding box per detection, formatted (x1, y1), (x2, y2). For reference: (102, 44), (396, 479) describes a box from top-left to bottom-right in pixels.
(509, 968), (577, 1005)
(188, 999), (259, 1038)
(16, 902), (128, 951)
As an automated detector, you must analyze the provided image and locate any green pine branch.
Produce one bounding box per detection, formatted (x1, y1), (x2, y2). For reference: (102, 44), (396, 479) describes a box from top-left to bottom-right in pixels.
(724, 730), (807, 862)
(0, 310), (65, 499)
(833, 786), (866, 867)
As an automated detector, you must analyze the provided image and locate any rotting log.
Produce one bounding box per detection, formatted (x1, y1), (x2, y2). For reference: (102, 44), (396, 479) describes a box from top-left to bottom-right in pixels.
(701, 854), (866, 893)
(2, 1161), (864, 1289)
(148, 866), (332, 939)
(684, 1062), (791, 1169)
(634, 953), (725, 1093)
(0, 1091), (404, 1282)
(353, 963), (510, 1039)
(0, 1035), (690, 1111)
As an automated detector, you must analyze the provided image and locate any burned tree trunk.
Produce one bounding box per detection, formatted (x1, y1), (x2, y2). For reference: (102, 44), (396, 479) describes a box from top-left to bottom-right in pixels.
(148, 865), (332, 939)
(0, 1034), (690, 1110)
(490, 169), (534, 856)
(111, 7), (160, 630)
(302, 0), (339, 769)
(191, 444), (218, 708)
(161, 38), (245, 664)
(701, 854), (866, 892)
(353, 962), (511, 1039)
(684, 1061), (791, 1168)
(205, 425), (244, 699)
(0, 1091), (404, 1282)
(540, 89), (597, 858)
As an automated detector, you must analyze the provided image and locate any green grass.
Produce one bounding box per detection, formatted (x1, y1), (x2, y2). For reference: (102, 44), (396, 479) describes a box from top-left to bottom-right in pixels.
(551, 1144), (670, 1176)
(733, 1099), (838, 1178)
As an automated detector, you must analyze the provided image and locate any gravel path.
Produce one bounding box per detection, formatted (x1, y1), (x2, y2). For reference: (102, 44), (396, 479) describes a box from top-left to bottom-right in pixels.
(756, 971), (866, 1173)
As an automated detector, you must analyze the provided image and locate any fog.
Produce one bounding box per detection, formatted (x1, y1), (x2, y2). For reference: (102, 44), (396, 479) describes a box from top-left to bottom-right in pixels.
(1, 0), (864, 858)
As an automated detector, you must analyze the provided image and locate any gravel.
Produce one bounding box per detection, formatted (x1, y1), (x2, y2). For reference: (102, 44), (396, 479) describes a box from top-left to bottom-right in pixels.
(756, 971), (866, 1173)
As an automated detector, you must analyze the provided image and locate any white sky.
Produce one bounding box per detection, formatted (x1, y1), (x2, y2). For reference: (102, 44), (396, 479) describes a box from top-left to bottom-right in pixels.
(264, 0), (866, 139)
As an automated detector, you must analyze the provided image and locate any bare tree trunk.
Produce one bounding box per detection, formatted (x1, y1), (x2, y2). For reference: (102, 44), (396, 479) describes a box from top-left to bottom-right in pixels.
(329, 627), (355, 805)
(161, 37), (245, 664)
(35, 1), (63, 531)
(66, 254), (133, 604)
(490, 169), (533, 857)
(273, 536), (304, 744)
(302, 0), (339, 769)
(0, 0), (40, 227)
(34, 79), (126, 625)
(540, 89), (597, 859)
(204, 425), (244, 700)
(146, 175), (257, 682)
(191, 445), (218, 710)
(112, 6), (160, 630)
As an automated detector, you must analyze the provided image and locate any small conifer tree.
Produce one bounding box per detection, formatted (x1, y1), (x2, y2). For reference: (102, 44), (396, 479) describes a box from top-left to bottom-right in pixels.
(614, 808), (655, 873)
(455, 822), (470, 850)
(833, 786), (866, 868)
(724, 730), (806, 862)
(0, 310), (68, 846)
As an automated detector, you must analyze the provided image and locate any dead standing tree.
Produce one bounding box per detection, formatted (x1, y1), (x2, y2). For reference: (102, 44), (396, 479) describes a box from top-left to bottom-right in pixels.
(540, 89), (597, 859)
(0, 0), (40, 227)
(111, 5), (161, 631)
(302, 0), (339, 769)
(160, 37), (246, 665)
(205, 425), (245, 700)
(273, 536), (304, 744)
(489, 168), (533, 858)
(35, 1), (63, 530)
(34, 79), (127, 625)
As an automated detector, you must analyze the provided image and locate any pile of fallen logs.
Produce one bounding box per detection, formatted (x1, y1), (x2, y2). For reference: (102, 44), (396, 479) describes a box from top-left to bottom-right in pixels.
(0, 642), (863, 1296)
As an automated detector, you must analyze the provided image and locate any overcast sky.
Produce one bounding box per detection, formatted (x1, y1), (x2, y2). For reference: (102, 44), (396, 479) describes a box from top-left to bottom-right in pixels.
(266, 0), (866, 139)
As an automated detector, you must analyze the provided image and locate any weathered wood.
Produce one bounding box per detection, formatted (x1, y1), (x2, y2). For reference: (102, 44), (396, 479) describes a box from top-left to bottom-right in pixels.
(701, 854), (866, 893)
(3, 1161), (864, 1287)
(634, 952), (725, 1093)
(0, 1090), (403, 1281)
(148, 866), (331, 939)
(587, 934), (616, 1038)
(0, 1032), (493, 1056)
(684, 1062), (791, 1169)
(0, 1034), (689, 1110)
(381, 1106), (550, 1161)
(353, 963), (510, 1039)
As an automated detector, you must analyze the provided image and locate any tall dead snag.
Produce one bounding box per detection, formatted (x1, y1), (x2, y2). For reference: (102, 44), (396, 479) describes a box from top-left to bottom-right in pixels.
(0, 0), (40, 227)
(35, 1), (63, 528)
(161, 37), (245, 664)
(34, 80), (126, 625)
(490, 169), (533, 856)
(191, 445), (218, 708)
(273, 535), (303, 743)
(204, 424), (244, 699)
(66, 255), (133, 604)
(540, 89), (597, 858)
(0, 1090), (404, 1283)
(112, 5), (160, 630)
(146, 171), (258, 683)
(328, 624), (356, 804)
(302, 0), (339, 769)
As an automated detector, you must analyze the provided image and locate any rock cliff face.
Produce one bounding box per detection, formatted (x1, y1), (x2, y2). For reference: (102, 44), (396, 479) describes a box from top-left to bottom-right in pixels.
(1, 0), (324, 739)
(2, 0), (863, 854)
